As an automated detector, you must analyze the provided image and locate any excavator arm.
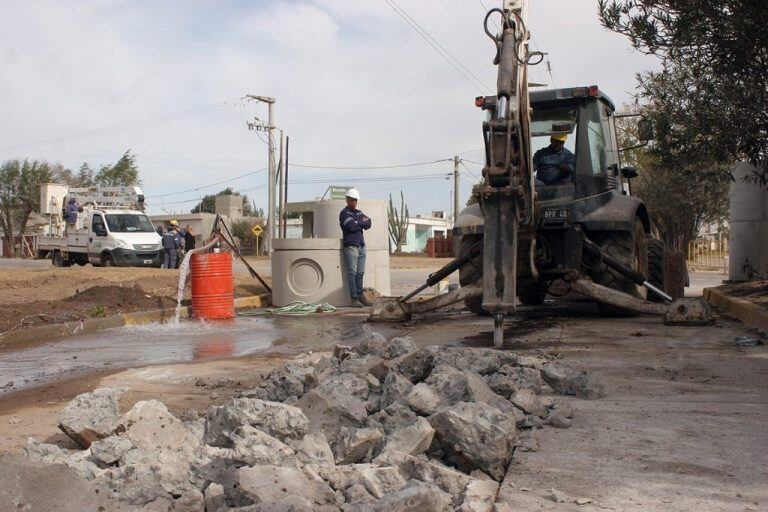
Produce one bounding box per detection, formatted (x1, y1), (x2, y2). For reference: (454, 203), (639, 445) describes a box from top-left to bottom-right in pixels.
(478, 0), (539, 346)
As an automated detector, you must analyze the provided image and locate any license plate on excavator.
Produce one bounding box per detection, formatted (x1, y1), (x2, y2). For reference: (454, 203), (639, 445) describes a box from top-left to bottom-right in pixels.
(543, 207), (569, 224)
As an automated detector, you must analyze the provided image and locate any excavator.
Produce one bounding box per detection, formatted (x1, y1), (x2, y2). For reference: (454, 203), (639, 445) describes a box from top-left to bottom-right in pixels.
(371, 0), (710, 345)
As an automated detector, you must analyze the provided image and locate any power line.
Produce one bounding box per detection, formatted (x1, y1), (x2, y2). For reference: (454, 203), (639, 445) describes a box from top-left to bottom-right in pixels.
(476, 0), (500, 32)
(460, 160), (481, 181)
(460, 158), (483, 166)
(145, 167), (268, 199)
(0, 101), (239, 152)
(383, 0), (490, 93)
(291, 158), (452, 170)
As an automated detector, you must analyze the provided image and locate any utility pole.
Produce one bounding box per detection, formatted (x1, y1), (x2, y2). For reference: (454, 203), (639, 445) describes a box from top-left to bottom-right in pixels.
(278, 130), (285, 240)
(246, 94), (276, 253)
(453, 155), (460, 223)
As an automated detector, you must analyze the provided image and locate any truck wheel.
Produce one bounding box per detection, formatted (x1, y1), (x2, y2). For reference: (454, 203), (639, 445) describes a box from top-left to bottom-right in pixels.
(52, 251), (64, 267)
(647, 238), (666, 303)
(101, 253), (115, 267)
(589, 218), (648, 315)
(458, 234), (488, 316)
(517, 282), (548, 306)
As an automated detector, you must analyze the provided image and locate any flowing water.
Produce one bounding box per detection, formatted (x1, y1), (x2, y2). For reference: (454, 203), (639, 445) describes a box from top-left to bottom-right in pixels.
(174, 242), (219, 323)
(0, 316), (280, 395)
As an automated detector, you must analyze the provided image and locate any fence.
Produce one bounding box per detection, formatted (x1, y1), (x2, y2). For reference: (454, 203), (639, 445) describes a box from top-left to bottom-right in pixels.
(426, 236), (454, 258)
(687, 239), (728, 274)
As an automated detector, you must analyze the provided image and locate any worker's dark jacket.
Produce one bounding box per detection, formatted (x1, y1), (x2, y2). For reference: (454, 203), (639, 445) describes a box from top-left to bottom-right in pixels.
(65, 202), (78, 223)
(162, 229), (180, 249)
(339, 207), (371, 247)
(533, 146), (576, 185)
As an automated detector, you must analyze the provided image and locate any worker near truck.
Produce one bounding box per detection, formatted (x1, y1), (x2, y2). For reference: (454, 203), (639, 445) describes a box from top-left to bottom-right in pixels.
(64, 197), (80, 228)
(533, 133), (575, 186)
(161, 220), (181, 269)
(175, 224), (186, 269)
(184, 225), (196, 251)
(339, 188), (372, 308)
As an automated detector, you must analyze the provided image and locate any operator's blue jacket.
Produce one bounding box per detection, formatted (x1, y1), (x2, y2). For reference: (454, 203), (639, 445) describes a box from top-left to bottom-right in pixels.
(162, 229), (180, 250)
(533, 146), (576, 185)
(339, 207), (372, 247)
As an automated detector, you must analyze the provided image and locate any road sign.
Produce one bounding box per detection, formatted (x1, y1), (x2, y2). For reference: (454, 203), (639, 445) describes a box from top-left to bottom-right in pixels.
(251, 225), (263, 237)
(328, 185), (352, 201)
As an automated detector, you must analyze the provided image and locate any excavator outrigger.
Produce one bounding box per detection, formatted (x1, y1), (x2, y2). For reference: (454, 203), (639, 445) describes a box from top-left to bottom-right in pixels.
(371, 0), (711, 344)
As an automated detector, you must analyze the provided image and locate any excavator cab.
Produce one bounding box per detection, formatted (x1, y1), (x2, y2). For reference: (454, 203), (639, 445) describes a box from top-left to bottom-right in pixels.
(531, 86), (620, 201)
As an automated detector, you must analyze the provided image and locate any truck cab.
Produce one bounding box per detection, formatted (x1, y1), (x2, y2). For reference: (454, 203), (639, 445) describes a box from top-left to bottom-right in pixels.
(85, 209), (163, 266)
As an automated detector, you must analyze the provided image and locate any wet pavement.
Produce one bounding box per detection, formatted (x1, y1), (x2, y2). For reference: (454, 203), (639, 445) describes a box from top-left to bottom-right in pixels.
(0, 317), (280, 395)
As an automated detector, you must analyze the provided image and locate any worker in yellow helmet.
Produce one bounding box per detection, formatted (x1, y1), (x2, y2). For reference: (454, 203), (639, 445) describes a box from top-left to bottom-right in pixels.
(533, 132), (575, 186)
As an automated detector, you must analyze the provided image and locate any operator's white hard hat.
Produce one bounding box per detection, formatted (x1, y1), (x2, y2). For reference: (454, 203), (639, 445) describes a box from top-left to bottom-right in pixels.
(345, 188), (360, 200)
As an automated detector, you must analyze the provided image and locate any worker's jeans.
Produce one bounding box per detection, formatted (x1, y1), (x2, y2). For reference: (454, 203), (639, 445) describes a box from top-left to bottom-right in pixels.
(343, 245), (366, 299)
(163, 248), (177, 270)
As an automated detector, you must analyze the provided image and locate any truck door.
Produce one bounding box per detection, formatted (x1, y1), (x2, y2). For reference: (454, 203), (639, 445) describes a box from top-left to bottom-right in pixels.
(89, 213), (109, 264)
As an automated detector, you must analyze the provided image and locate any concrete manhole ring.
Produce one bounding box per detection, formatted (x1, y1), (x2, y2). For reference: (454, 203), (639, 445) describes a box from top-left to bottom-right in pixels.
(288, 258), (324, 297)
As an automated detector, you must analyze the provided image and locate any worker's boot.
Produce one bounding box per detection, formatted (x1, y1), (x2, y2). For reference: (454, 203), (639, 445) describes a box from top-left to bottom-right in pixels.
(350, 298), (364, 308)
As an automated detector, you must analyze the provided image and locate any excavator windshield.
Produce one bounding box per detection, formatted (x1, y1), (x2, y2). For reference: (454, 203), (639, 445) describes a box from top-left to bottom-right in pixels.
(531, 105), (578, 156)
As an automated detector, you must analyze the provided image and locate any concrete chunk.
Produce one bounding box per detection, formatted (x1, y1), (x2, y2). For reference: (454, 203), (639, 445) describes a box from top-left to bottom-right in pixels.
(458, 478), (500, 512)
(406, 383), (442, 415)
(334, 427), (385, 464)
(204, 397), (310, 446)
(57, 387), (126, 448)
(235, 465), (337, 510)
(89, 435), (133, 465)
(120, 399), (200, 457)
(541, 364), (606, 399)
(510, 389), (549, 418)
(380, 417), (434, 457)
(373, 479), (452, 512)
(428, 401), (517, 481)
(380, 371), (414, 409)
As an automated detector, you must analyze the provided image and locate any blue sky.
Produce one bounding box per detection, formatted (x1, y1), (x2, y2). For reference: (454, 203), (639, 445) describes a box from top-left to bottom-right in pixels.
(0, 0), (658, 217)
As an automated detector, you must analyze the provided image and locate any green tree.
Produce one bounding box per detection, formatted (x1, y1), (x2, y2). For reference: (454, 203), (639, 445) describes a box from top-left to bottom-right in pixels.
(94, 149), (140, 187)
(598, 0), (768, 183)
(615, 106), (730, 252)
(75, 163), (95, 187)
(0, 159), (53, 257)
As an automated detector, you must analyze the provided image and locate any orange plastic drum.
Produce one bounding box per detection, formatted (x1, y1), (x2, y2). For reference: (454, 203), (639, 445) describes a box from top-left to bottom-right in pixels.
(190, 252), (235, 319)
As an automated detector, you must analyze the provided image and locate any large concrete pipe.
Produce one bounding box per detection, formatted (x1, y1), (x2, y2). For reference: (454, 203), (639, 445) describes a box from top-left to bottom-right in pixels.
(271, 199), (391, 306)
(729, 162), (768, 281)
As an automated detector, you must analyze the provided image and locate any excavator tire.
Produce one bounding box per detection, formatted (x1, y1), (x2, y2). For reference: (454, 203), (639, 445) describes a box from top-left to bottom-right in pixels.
(646, 238), (666, 303)
(589, 218), (649, 316)
(458, 234), (488, 316)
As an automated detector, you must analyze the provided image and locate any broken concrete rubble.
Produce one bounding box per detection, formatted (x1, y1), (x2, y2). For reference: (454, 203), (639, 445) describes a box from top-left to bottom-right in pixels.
(204, 397), (310, 446)
(429, 401), (517, 481)
(380, 417), (434, 457)
(541, 363), (606, 399)
(89, 435), (133, 465)
(23, 331), (597, 511)
(58, 387), (126, 448)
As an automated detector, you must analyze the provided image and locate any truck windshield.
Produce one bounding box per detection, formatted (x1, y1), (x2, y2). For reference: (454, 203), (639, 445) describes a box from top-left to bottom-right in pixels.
(105, 214), (155, 233)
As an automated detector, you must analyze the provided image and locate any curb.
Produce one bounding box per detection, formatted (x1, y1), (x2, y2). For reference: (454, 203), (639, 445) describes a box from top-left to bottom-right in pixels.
(0, 293), (272, 347)
(703, 287), (768, 333)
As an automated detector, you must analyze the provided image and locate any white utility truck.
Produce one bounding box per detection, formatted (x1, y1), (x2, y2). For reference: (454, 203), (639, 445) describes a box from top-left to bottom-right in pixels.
(37, 184), (163, 267)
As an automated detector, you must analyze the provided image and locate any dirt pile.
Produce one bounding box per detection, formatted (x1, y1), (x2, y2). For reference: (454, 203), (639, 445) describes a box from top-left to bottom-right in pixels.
(17, 333), (604, 511)
(0, 267), (269, 336)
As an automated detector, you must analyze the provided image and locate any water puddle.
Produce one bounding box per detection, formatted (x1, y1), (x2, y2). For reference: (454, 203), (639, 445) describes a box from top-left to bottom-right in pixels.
(0, 316), (279, 395)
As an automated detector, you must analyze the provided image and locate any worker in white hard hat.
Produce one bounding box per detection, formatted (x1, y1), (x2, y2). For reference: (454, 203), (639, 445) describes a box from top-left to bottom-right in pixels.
(339, 188), (372, 308)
